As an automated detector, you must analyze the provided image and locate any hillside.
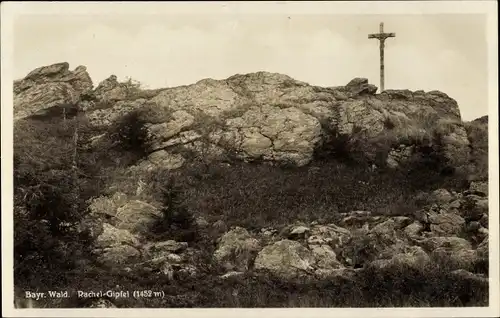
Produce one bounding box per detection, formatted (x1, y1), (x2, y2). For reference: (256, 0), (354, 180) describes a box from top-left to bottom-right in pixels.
(13, 62), (489, 308)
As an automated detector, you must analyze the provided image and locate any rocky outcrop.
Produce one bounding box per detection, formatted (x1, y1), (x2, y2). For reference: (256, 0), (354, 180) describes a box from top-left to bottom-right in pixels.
(14, 62), (93, 120)
(14, 62), (473, 170)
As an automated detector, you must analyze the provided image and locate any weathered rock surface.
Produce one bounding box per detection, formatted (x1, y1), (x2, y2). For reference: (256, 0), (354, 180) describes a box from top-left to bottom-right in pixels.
(213, 227), (260, 271)
(95, 223), (140, 248)
(370, 246), (430, 270)
(307, 223), (351, 249)
(95, 244), (141, 266)
(309, 244), (344, 270)
(14, 62), (93, 120)
(254, 240), (316, 279)
(427, 211), (465, 236)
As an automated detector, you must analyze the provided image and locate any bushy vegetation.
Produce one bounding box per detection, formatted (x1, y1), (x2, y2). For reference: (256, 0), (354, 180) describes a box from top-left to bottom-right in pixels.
(464, 116), (488, 181)
(148, 180), (199, 243)
(108, 109), (149, 158)
(13, 110), (100, 289)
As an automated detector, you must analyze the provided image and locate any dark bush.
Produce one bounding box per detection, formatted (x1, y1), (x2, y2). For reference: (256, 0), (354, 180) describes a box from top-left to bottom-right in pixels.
(148, 178), (199, 243)
(464, 118), (488, 181)
(108, 109), (149, 158)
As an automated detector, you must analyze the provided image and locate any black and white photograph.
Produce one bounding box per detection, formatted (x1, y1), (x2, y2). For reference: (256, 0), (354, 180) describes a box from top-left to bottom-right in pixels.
(1, 1), (498, 317)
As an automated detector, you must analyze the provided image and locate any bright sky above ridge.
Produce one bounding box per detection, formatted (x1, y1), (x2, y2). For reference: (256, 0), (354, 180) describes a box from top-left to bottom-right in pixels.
(14, 13), (488, 121)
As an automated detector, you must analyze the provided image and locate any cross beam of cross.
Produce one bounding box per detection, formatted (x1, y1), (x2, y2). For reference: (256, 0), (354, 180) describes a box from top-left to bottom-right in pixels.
(368, 22), (396, 92)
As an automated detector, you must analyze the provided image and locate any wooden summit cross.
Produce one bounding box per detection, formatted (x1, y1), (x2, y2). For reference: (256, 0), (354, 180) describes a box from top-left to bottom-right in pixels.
(368, 22), (395, 92)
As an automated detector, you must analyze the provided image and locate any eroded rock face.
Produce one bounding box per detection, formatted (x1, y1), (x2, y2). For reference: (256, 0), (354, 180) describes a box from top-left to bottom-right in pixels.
(82, 69), (471, 168)
(14, 62), (93, 120)
(219, 105), (323, 166)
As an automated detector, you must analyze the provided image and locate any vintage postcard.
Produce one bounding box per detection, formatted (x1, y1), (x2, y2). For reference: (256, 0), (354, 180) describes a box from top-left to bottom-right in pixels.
(1, 1), (498, 318)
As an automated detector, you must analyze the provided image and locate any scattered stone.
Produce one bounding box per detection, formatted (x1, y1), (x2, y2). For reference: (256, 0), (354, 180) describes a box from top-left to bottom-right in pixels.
(309, 244), (344, 270)
(460, 195), (488, 221)
(88, 192), (128, 218)
(213, 227), (260, 271)
(404, 221), (424, 238)
(469, 181), (488, 196)
(288, 225), (311, 240)
(427, 212), (465, 236)
(194, 216), (209, 228)
(133, 151), (185, 172)
(476, 227), (489, 242)
(176, 264), (198, 278)
(450, 269), (488, 285)
(430, 189), (455, 205)
(95, 223), (140, 248)
(308, 223), (351, 249)
(260, 227), (278, 237)
(95, 245), (141, 266)
(220, 271), (245, 279)
(390, 246), (431, 269)
(419, 236), (472, 252)
(87, 298), (117, 308)
(338, 211), (374, 228)
(146, 240), (188, 254)
(254, 240), (316, 279)
(113, 200), (162, 234)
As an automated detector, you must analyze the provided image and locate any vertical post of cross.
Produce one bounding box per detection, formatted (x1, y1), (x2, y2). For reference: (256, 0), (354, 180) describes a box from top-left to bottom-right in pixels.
(379, 23), (385, 92)
(368, 22), (396, 92)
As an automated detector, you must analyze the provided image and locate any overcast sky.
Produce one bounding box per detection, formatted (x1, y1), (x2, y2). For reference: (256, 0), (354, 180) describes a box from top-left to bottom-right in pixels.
(13, 12), (489, 121)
